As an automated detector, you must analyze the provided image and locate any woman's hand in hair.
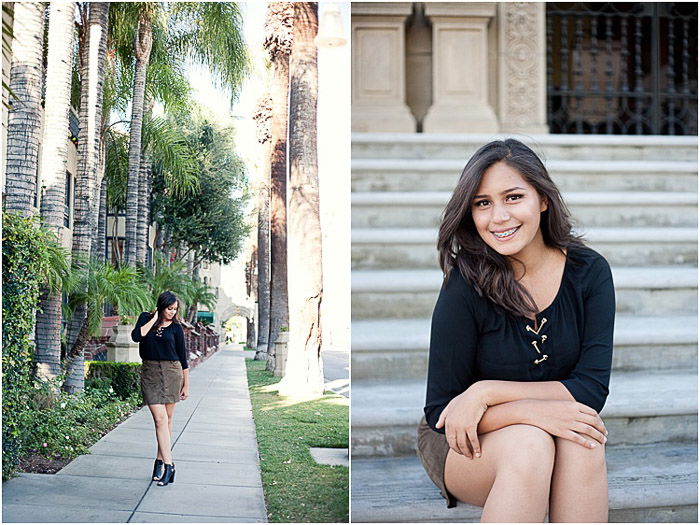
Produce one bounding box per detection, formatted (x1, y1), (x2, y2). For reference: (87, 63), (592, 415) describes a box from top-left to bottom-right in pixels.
(436, 386), (488, 459)
(522, 399), (608, 448)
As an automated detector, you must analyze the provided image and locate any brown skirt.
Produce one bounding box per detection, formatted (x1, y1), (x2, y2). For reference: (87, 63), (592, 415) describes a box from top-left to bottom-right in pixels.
(417, 416), (456, 508)
(140, 360), (183, 405)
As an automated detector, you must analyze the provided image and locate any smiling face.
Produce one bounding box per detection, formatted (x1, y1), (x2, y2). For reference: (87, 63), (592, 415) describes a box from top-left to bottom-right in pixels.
(471, 161), (548, 261)
(162, 302), (178, 321)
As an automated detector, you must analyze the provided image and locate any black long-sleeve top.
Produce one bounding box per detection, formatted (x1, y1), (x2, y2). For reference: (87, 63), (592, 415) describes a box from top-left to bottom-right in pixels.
(131, 312), (189, 370)
(424, 245), (615, 433)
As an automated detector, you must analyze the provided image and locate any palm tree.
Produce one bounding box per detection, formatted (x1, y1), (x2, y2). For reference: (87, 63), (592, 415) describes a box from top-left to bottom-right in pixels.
(252, 95), (272, 360)
(116, 2), (249, 268)
(263, 2), (294, 372)
(278, 3), (324, 397)
(35, 2), (77, 384)
(124, 3), (155, 267)
(4, 2), (45, 217)
(184, 278), (217, 324)
(65, 2), (110, 394)
(64, 258), (151, 377)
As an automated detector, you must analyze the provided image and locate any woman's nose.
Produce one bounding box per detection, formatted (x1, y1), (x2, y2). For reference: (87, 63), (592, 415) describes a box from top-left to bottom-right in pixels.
(492, 204), (510, 223)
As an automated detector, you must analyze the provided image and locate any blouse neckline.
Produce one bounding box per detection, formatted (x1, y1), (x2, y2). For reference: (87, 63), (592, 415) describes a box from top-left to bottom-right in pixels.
(522, 248), (571, 322)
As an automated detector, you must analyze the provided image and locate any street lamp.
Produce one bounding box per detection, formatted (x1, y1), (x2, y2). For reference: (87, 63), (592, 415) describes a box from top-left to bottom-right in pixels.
(314, 3), (347, 48)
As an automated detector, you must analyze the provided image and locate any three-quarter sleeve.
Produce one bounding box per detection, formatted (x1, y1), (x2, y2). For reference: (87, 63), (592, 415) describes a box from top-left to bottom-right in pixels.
(131, 312), (152, 342)
(560, 257), (615, 413)
(424, 269), (481, 433)
(175, 325), (189, 370)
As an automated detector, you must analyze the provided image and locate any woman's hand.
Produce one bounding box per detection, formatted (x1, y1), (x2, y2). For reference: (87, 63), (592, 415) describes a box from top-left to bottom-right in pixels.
(523, 399), (608, 448)
(436, 385), (488, 459)
(180, 384), (189, 401)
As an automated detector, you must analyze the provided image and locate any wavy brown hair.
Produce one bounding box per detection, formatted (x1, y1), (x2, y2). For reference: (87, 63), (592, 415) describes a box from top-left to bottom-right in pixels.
(155, 291), (183, 326)
(437, 139), (585, 318)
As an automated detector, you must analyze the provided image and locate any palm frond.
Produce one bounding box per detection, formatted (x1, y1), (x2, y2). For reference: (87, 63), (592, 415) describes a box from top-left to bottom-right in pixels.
(142, 115), (199, 198)
(167, 2), (250, 103)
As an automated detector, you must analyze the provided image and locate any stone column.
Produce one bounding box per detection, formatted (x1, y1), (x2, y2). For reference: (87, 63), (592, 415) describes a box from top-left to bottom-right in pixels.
(352, 3), (416, 132)
(498, 3), (549, 134)
(423, 3), (499, 133)
(106, 324), (141, 362)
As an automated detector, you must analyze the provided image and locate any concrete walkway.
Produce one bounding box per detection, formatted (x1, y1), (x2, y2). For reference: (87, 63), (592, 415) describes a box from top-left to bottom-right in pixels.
(2, 346), (267, 523)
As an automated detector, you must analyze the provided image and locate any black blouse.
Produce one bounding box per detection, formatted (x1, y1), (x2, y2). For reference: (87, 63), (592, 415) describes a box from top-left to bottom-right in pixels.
(131, 312), (189, 370)
(424, 245), (615, 433)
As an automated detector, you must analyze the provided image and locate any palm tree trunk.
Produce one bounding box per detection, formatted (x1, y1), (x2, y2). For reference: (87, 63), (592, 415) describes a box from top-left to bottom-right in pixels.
(268, 54), (289, 370)
(64, 2), (110, 394)
(278, 3), (324, 398)
(90, 9), (110, 265)
(136, 150), (150, 266)
(35, 2), (76, 384)
(94, 173), (108, 263)
(4, 2), (45, 217)
(125, 8), (152, 267)
(264, 2), (293, 373)
(254, 97), (272, 361)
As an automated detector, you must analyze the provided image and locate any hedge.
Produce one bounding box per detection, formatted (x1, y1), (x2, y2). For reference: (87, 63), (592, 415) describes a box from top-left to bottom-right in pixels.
(85, 361), (142, 401)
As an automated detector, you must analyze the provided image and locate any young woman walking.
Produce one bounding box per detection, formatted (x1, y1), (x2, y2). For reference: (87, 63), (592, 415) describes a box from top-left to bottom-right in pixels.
(418, 139), (615, 522)
(132, 291), (190, 486)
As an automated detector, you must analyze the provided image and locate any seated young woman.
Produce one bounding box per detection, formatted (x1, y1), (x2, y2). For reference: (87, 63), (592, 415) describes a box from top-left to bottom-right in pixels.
(418, 139), (615, 523)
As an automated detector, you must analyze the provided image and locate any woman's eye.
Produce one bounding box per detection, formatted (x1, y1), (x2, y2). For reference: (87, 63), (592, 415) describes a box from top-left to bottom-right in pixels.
(506, 194), (523, 202)
(473, 199), (490, 208)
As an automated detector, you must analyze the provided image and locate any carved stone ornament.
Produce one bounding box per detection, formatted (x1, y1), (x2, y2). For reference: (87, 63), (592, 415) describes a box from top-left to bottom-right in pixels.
(499, 3), (548, 132)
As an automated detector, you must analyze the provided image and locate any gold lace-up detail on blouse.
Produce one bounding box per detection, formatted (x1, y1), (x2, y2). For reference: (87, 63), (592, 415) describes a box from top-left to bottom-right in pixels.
(526, 317), (549, 365)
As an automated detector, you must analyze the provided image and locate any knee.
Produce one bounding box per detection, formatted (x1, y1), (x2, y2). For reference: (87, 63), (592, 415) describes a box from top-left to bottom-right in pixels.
(497, 424), (555, 478)
(555, 437), (607, 477)
(153, 414), (168, 428)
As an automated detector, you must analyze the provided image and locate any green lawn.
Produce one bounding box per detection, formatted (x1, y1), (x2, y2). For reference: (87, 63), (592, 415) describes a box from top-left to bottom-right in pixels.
(245, 359), (349, 523)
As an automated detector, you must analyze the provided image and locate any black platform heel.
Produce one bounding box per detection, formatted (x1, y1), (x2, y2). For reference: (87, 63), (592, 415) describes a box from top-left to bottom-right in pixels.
(152, 459), (164, 481)
(157, 463), (175, 486)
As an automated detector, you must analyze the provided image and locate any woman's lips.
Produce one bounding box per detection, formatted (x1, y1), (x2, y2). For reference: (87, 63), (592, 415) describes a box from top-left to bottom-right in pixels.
(492, 225), (520, 240)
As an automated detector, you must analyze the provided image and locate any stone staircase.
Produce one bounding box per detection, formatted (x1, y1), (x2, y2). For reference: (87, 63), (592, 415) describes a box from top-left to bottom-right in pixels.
(350, 133), (698, 522)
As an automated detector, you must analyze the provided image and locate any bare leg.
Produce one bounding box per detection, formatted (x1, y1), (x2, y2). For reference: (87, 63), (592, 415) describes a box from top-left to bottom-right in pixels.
(165, 403), (176, 454)
(549, 437), (608, 522)
(148, 404), (172, 465)
(445, 424), (555, 523)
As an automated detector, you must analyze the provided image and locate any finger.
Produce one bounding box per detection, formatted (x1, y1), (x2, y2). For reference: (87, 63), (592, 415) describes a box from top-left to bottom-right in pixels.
(466, 426), (481, 458)
(573, 422), (607, 444)
(577, 403), (600, 418)
(445, 427), (461, 455)
(456, 430), (472, 459)
(436, 409), (447, 429)
(567, 430), (598, 449)
(577, 412), (608, 436)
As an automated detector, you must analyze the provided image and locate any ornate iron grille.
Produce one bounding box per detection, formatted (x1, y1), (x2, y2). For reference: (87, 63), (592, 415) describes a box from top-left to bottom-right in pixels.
(547, 3), (698, 135)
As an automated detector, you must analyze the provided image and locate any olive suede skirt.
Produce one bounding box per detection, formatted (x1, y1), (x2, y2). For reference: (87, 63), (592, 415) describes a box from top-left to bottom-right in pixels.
(140, 360), (183, 405)
(417, 416), (457, 508)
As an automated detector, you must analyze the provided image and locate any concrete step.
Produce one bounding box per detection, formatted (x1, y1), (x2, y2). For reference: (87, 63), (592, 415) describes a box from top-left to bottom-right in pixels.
(351, 132), (699, 162)
(352, 159), (698, 193)
(351, 227), (698, 269)
(352, 267), (698, 319)
(351, 370), (698, 457)
(352, 191), (699, 228)
(352, 315), (698, 380)
(351, 444), (698, 523)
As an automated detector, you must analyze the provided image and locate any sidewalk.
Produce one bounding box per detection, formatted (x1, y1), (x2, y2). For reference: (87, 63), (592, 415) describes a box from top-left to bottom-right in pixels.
(2, 345), (267, 523)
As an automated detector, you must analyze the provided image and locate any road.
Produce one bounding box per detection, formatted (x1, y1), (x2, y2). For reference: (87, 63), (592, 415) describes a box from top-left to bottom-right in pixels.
(322, 348), (349, 398)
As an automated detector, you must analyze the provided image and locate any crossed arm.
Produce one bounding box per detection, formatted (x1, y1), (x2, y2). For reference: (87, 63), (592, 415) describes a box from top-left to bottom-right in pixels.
(436, 379), (609, 460)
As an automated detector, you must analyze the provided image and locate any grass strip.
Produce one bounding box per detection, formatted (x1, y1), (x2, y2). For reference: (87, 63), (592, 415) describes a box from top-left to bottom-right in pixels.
(246, 359), (349, 523)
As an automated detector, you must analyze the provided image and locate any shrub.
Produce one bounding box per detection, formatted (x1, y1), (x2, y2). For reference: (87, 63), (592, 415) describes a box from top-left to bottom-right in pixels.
(85, 361), (142, 401)
(2, 212), (69, 479)
(22, 383), (141, 461)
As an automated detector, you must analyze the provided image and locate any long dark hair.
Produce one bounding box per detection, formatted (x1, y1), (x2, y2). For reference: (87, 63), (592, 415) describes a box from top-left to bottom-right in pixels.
(156, 291), (182, 325)
(437, 139), (584, 318)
